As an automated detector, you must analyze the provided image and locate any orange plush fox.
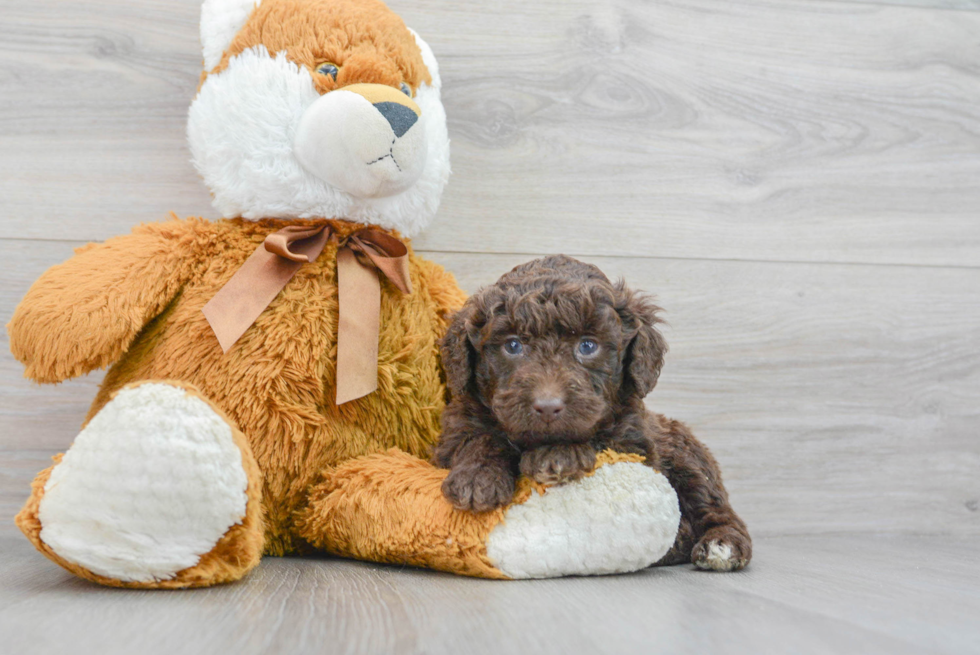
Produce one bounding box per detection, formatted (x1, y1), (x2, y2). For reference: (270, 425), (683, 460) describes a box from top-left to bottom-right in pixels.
(8, 0), (680, 588)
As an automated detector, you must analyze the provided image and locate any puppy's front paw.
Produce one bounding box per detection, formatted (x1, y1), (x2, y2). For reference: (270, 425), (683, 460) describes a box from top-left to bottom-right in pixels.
(442, 465), (516, 513)
(692, 526), (752, 572)
(519, 443), (597, 485)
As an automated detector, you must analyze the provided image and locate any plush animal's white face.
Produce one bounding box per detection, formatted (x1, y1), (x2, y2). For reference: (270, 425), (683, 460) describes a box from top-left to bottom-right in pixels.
(187, 0), (450, 237)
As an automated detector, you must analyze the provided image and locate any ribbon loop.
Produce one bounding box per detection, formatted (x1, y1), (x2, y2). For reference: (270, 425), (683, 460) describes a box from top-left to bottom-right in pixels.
(202, 223), (413, 405)
(345, 229), (413, 295)
(264, 224), (332, 262)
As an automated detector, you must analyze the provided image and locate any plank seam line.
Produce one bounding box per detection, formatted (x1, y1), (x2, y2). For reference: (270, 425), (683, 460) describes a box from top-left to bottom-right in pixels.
(2, 238), (978, 272)
(818, 0), (980, 15)
(415, 248), (980, 272)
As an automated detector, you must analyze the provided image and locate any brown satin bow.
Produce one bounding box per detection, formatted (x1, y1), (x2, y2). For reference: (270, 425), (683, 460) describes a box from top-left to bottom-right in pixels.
(202, 224), (412, 405)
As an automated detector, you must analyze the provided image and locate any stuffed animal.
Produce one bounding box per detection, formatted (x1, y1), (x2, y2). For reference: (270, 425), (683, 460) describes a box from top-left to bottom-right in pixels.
(8, 0), (680, 587)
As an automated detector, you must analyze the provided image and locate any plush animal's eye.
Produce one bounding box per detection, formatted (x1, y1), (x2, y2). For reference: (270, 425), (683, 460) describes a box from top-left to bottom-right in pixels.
(502, 338), (524, 356)
(400, 82), (412, 97)
(315, 62), (339, 79)
(578, 338), (599, 357)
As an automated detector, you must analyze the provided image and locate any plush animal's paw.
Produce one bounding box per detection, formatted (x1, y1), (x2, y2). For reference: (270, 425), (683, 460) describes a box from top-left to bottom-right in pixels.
(32, 382), (259, 585)
(692, 527), (752, 572)
(486, 457), (681, 579)
(519, 443), (596, 485)
(442, 464), (516, 512)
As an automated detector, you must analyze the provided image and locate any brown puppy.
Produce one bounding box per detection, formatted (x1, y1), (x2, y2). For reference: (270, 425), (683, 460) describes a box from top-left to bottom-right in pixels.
(434, 255), (752, 571)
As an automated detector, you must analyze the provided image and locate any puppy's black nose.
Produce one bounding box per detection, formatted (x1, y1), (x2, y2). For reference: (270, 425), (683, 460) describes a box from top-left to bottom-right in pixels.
(533, 397), (565, 420)
(373, 101), (418, 138)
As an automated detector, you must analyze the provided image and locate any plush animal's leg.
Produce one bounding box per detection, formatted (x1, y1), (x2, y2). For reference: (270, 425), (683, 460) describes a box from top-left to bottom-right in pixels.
(16, 381), (264, 588)
(653, 417), (752, 571)
(296, 449), (680, 579)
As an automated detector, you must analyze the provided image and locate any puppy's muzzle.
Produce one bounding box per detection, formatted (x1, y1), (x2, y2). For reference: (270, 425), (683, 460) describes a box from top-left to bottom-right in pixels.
(532, 395), (565, 421)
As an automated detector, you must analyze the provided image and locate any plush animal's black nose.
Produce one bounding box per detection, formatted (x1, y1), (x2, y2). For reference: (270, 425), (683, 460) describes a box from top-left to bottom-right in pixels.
(373, 102), (418, 138)
(533, 396), (565, 420)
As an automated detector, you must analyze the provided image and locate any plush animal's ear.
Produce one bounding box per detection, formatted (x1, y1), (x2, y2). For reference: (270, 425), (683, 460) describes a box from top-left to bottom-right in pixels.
(440, 304), (479, 400)
(406, 28), (441, 90)
(201, 0), (262, 72)
(616, 282), (668, 399)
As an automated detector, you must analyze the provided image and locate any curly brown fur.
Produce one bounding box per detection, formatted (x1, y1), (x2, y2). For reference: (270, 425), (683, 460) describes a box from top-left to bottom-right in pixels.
(435, 255), (752, 570)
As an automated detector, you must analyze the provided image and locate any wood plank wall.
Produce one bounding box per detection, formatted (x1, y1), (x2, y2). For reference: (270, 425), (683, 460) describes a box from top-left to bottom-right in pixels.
(1, 0), (978, 539)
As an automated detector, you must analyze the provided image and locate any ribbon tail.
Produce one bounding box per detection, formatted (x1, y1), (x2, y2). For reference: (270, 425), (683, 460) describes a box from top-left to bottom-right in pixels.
(202, 225), (330, 353)
(203, 246), (304, 353)
(336, 247), (381, 404)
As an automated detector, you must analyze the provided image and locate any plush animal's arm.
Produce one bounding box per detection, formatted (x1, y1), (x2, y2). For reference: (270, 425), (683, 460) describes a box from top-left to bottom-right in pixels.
(411, 256), (467, 332)
(8, 219), (205, 383)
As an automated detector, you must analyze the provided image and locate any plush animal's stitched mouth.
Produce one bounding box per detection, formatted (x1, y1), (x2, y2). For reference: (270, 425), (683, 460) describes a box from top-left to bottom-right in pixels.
(366, 138), (402, 172)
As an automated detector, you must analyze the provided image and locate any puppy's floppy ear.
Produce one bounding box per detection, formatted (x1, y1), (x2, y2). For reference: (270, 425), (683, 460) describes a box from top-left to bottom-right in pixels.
(440, 303), (479, 399)
(615, 281), (668, 399)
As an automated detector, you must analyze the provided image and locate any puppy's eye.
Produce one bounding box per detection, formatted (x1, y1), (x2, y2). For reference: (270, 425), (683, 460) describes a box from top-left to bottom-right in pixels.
(502, 338), (524, 356)
(578, 338), (599, 357)
(315, 62), (339, 79)
(400, 82), (412, 97)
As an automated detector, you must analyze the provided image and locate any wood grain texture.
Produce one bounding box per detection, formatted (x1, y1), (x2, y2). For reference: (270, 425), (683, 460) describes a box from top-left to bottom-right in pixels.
(3, 245), (978, 538)
(848, 0), (980, 9)
(411, 0), (980, 267)
(2, 0), (979, 650)
(1, 0), (979, 267)
(1, 532), (978, 655)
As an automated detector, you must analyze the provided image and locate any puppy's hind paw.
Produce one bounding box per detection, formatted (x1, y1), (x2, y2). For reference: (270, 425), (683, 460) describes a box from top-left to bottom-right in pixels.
(692, 528), (752, 572)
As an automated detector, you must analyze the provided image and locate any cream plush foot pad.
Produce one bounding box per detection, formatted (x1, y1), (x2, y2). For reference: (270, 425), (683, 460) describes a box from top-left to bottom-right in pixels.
(37, 382), (250, 583)
(485, 462), (681, 579)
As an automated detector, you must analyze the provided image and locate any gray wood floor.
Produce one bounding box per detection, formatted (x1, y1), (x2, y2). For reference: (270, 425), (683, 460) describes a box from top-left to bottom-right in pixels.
(1, 532), (978, 655)
(1, 0), (979, 652)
